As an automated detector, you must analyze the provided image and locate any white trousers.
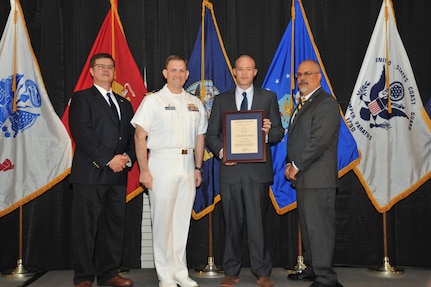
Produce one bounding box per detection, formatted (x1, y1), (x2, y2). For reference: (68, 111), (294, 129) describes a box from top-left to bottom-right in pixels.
(148, 150), (196, 285)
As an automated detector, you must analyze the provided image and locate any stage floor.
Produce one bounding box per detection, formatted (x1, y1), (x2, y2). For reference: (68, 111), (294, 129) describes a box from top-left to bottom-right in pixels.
(1, 267), (430, 287)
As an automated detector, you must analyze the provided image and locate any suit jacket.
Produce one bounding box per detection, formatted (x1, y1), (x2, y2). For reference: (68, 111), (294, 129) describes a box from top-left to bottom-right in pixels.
(69, 85), (136, 185)
(206, 87), (284, 184)
(287, 87), (340, 189)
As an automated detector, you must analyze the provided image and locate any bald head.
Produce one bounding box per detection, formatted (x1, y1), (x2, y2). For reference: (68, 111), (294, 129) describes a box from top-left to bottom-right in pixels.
(296, 60), (322, 95)
(233, 55), (258, 90)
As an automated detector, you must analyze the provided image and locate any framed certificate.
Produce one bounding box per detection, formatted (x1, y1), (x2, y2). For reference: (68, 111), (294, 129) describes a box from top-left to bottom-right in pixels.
(222, 110), (266, 163)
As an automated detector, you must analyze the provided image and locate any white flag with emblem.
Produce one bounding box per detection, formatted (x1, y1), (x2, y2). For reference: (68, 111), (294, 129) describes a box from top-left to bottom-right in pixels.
(0, 0), (72, 217)
(345, 0), (431, 212)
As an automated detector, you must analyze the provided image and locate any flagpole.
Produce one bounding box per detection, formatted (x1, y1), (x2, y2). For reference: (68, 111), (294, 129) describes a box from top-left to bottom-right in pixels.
(194, 1), (223, 277)
(293, 220), (306, 273)
(384, 0), (392, 114)
(2, 206), (36, 278)
(284, 0), (306, 275)
(285, 219), (306, 274)
(290, 0), (296, 92)
(200, 0), (206, 101)
(368, 212), (403, 276)
(194, 212), (223, 277)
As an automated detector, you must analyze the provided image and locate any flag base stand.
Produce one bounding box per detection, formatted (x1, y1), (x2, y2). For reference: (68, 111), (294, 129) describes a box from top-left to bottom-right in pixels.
(284, 255), (307, 274)
(368, 257), (404, 276)
(2, 259), (37, 279)
(194, 257), (224, 277)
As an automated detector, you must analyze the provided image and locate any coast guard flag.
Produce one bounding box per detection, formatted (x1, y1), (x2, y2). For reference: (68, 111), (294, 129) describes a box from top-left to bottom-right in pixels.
(185, 0), (235, 220)
(0, 0), (72, 217)
(262, 0), (360, 214)
(61, 0), (147, 202)
(345, 0), (431, 212)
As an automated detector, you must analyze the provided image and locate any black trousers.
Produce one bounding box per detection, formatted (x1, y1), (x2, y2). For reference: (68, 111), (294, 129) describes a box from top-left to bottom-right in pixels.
(220, 173), (272, 278)
(296, 187), (337, 286)
(71, 183), (126, 285)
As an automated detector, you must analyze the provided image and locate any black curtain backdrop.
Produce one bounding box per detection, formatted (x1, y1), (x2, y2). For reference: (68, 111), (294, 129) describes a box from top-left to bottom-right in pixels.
(1, 0), (431, 272)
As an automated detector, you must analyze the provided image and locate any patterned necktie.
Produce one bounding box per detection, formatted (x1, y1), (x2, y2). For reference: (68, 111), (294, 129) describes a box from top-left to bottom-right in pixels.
(291, 97), (306, 123)
(240, 91), (248, 111)
(107, 92), (119, 121)
(297, 97), (307, 111)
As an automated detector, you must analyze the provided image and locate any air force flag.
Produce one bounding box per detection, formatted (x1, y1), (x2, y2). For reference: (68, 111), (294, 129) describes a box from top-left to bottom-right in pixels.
(263, 0), (360, 214)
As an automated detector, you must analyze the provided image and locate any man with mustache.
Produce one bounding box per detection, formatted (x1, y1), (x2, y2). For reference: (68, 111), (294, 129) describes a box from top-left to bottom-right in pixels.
(284, 60), (342, 287)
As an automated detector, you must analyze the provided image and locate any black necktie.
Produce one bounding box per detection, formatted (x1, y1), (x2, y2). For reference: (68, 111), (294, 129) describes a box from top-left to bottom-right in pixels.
(240, 91), (248, 111)
(107, 92), (119, 121)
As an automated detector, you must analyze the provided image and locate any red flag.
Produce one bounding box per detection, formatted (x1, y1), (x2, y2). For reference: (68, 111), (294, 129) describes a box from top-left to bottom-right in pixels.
(61, 0), (147, 201)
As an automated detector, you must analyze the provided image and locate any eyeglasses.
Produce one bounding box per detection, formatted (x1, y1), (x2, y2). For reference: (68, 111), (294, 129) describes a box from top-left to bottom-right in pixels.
(295, 71), (320, 78)
(93, 64), (115, 71)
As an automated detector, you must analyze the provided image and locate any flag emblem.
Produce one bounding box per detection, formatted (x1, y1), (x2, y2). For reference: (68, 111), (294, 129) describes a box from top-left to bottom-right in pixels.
(0, 158), (14, 172)
(186, 79), (220, 118)
(354, 66), (408, 130)
(277, 92), (296, 128)
(1, 74), (41, 137)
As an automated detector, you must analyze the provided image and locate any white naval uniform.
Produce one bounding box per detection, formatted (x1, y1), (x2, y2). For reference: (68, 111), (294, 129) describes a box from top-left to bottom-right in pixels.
(131, 84), (207, 286)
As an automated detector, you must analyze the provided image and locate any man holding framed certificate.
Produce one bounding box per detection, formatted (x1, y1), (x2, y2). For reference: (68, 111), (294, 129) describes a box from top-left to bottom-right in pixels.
(206, 55), (284, 287)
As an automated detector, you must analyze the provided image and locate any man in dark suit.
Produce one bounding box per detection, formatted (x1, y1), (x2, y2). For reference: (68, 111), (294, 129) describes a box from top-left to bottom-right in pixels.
(206, 55), (284, 287)
(284, 60), (341, 287)
(69, 53), (135, 287)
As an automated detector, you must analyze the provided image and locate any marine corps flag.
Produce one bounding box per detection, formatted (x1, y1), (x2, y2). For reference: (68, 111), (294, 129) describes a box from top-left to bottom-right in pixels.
(0, 0), (72, 217)
(185, 0), (235, 219)
(345, 0), (431, 212)
(262, 0), (360, 214)
(61, 0), (147, 202)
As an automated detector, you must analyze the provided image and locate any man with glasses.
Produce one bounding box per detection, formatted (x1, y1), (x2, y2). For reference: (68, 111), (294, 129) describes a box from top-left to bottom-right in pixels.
(69, 53), (135, 287)
(284, 60), (342, 287)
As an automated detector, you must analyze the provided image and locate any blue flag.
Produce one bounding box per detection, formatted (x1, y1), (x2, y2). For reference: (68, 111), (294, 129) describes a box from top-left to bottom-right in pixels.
(425, 98), (431, 117)
(185, 0), (235, 220)
(262, 0), (360, 214)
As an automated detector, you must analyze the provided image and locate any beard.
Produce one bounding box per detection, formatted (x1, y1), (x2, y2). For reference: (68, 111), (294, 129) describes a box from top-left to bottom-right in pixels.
(298, 82), (309, 94)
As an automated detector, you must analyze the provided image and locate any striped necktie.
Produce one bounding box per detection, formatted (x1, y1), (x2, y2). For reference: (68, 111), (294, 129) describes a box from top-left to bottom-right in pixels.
(297, 97), (307, 111)
(107, 92), (119, 121)
(240, 92), (248, 111)
(291, 97), (307, 123)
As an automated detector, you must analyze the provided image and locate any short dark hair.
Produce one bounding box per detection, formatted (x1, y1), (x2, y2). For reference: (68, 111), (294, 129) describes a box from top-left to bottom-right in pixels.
(90, 53), (115, 67)
(164, 55), (187, 69)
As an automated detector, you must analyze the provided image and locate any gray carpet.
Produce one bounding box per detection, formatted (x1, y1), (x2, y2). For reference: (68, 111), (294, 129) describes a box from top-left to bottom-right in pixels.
(1, 267), (430, 287)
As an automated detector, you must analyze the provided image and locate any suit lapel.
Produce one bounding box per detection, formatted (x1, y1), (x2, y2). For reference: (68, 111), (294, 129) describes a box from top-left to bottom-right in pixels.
(226, 90), (237, 110)
(250, 88), (261, 110)
(92, 86), (121, 125)
(289, 87), (322, 131)
(251, 87), (260, 110)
